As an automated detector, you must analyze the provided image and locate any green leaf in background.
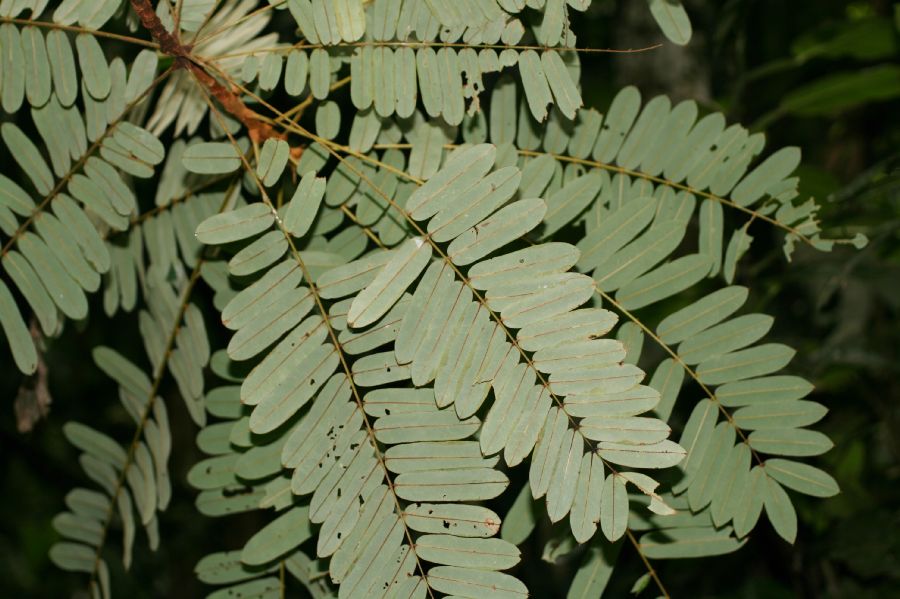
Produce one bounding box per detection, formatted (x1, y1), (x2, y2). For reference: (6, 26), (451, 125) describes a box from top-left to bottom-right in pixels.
(647, 0), (693, 45)
(759, 65), (900, 127)
(195, 204), (274, 244)
(255, 138), (290, 186)
(640, 527), (746, 559)
(183, 142), (242, 174)
(764, 459), (840, 497)
(600, 473), (628, 541)
(0, 280), (37, 374)
(792, 17), (898, 62)
(764, 477), (798, 544)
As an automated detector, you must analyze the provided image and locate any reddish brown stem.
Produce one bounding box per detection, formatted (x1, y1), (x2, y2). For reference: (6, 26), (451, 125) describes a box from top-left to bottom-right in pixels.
(129, 0), (283, 143)
(130, 0), (187, 56)
(185, 60), (284, 143)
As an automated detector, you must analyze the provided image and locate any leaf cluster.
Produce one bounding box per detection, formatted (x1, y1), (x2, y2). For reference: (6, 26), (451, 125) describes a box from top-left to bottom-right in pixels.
(0, 1), (863, 597)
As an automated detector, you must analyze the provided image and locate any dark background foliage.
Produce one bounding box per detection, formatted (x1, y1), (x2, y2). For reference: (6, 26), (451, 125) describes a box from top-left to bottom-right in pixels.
(1, 1), (897, 597)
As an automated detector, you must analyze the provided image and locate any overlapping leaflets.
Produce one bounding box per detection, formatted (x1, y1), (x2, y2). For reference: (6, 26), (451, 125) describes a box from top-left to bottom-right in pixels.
(145, 1), (280, 136)
(185, 107), (844, 592)
(0, 53), (162, 372)
(194, 170), (523, 597)
(0, 0), (854, 597)
(325, 145), (686, 547)
(640, 285), (835, 549)
(49, 349), (172, 599)
(267, 0), (588, 123)
(485, 82), (842, 268)
(189, 353), (338, 599)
